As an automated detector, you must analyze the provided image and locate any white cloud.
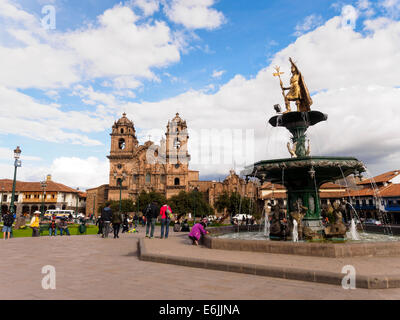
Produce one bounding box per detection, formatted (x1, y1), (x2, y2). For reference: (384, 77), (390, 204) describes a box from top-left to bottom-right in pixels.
(130, 0), (160, 16)
(381, 0), (400, 17)
(164, 0), (226, 30)
(294, 14), (323, 36)
(0, 2), (182, 90)
(48, 157), (109, 190)
(65, 5), (181, 80)
(212, 70), (225, 78)
(0, 147), (42, 161)
(114, 15), (400, 177)
(0, 85), (108, 146)
(0, 156), (109, 190)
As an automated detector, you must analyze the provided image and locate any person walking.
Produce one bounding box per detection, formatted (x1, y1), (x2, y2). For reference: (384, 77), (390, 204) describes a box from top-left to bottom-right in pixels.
(144, 201), (159, 239)
(112, 209), (122, 238)
(30, 211), (40, 237)
(101, 203), (113, 238)
(96, 216), (103, 235)
(159, 203), (173, 239)
(188, 218), (209, 246)
(2, 210), (14, 240)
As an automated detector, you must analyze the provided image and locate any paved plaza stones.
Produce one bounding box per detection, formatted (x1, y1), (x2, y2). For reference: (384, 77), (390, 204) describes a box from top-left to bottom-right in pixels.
(2, 226), (400, 300)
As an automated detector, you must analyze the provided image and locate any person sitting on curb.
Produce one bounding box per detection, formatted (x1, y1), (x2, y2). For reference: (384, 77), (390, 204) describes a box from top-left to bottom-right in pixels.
(188, 218), (209, 246)
(58, 217), (70, 236)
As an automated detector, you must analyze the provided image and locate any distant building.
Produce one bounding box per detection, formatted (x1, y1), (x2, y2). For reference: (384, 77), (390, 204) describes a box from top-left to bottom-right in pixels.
(348, 170), (400, 223)
(0, 175), (85, 216)
(189, 169), (259, 215)
(259, 182), (348, 211)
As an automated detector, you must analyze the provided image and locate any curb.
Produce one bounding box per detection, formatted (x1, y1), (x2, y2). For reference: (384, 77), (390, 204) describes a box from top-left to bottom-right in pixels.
(138, 238), (400, 289)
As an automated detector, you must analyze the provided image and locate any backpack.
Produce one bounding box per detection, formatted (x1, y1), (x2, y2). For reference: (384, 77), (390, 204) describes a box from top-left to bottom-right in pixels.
(145, 205), (151, 217)
(3, 214), (14, 227)
(165, 206), (173, 219)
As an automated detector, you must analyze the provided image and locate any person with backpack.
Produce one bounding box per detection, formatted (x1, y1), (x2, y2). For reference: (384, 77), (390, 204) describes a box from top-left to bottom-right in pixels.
(112, 209), (122, 239)
(101, 203), (113, 238)
(144, 201), (159, 239)
(159, 204), (173, 239)
(2, 211), (14, 240)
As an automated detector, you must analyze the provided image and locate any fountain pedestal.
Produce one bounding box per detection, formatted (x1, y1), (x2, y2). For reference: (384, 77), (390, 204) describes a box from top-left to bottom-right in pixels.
(245, 111), (365, 241)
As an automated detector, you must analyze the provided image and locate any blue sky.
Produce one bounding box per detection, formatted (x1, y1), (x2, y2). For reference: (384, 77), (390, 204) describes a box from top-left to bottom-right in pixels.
(0, 0), (399, 189)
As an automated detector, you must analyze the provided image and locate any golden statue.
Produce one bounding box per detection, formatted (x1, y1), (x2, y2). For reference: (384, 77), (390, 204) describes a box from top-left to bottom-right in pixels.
(273, 58), (313, 113)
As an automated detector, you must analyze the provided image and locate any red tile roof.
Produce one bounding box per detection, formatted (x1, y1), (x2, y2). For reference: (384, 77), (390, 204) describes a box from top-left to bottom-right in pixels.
(0, 179), (79, 194)
(358, 170), (400, 185)
(379, 184), (400, 197)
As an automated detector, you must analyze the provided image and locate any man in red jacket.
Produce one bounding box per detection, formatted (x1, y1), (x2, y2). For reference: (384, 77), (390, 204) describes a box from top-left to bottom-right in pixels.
(160, 204), (173, 239)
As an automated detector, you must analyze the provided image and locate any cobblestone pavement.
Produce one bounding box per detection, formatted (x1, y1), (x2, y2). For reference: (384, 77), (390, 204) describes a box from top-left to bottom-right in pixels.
(2, 226), (400, 300)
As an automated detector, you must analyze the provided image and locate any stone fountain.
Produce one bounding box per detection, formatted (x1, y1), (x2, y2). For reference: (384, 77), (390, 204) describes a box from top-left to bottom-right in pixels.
(244, 58), (365, 241)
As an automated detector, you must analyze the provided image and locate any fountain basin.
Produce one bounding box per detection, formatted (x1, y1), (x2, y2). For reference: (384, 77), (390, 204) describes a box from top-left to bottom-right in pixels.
(247, 156), (365, 187)
(204, 226), (400, 258)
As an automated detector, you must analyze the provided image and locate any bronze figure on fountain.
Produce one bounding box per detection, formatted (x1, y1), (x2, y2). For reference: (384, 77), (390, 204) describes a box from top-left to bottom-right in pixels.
(273, 58), (313, 113)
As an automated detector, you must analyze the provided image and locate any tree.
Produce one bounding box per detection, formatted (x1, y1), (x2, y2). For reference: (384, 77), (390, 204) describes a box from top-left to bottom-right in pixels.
(215, 192), (259, 218)
(168, 191), (213, 218)
(135, 191), (166, 213)
(98, 199), (135, 214)
(215, 192), (230, 213)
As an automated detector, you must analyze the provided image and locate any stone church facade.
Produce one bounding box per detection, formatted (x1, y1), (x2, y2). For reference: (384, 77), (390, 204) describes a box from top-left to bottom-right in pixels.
(86, 113), (259, 216)
(107, 113), (199, 202)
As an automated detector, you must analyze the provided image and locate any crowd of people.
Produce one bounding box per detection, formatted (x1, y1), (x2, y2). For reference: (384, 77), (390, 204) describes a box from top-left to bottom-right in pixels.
(2, 200), (212, 246)
(96, 201), (210, 245)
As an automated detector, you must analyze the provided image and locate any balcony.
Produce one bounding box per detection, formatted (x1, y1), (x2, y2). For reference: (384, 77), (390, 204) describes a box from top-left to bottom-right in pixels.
(385, 205), (400, 212)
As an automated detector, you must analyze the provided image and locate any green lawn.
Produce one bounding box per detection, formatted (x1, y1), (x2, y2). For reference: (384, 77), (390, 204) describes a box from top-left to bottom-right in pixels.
(5, 224), (99, 238)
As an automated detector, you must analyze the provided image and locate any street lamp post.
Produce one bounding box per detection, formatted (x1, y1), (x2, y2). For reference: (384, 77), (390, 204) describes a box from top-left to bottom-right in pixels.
(93, 194), (96, 218)
(1, 186), (4, 217)
(40, 180), (47, 218)
(75, 187), (80, 216)
(114, 172), (127, 214)
(10, 146), (22, 218)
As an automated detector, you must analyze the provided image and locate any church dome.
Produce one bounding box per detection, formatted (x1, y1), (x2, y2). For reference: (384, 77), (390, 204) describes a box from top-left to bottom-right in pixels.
(114, 113), (134, 128)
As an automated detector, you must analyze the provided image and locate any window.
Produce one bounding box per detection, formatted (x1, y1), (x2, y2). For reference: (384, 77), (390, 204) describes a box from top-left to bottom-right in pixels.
(2, 195), (6, 202)
(160, 175), (166, 184)
(121, 128), (124, 134)
(146, 173), (151, 184)
(133, 174), (139, 184)
(118, 138), (126, 150)
(368, 199), (373, 206)
(174, 178), (180, 186)
(14, 195), (18, 202)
